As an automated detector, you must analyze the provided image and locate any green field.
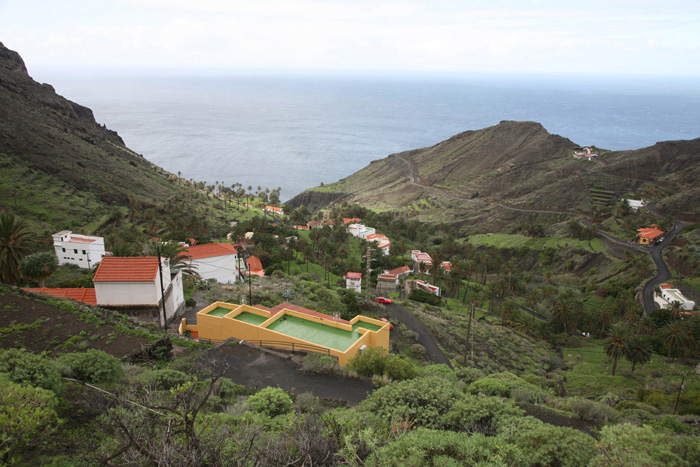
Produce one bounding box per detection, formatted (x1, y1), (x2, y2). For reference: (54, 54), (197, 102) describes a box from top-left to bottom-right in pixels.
(468, 233), (605, 252)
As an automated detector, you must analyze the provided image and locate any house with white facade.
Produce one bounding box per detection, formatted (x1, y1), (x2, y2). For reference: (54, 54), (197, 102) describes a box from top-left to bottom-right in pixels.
(93, 256), (185, 326)
(264, 206), (284, 216)
(625, 199), (647, 212)
(366, 233), (391, 256)
(411, 250), (433, 272)
(345, 272), (362, 293)
(655, 285), (696, 311)
(388, 265), (411, 279)
(52, 230), (106, 268)
(186, 243), (241, 284)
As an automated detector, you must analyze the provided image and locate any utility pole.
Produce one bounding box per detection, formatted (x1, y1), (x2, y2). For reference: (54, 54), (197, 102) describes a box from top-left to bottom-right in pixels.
(673, 374), (685, 415)
(365, 245), (371, 293)
(156, 245), (168, 332)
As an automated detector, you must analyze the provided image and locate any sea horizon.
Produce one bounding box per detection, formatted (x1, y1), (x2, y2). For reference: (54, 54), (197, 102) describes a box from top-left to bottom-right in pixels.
(32, 68), (700, 202)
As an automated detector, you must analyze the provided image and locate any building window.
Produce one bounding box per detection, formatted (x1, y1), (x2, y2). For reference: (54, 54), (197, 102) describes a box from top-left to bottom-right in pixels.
(62, 248), (66, 252)
(82, 250), (86, 255)
(74, 249), (78, 254)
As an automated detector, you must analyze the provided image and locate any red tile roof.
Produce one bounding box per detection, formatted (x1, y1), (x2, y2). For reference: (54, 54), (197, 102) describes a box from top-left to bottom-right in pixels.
(93, 257), (160, 282)
(346, 272), (362, 280)
(23, 288), (97, 305)
(389, 265), (411, 276)
(637, 227), (664, 239)
(343, 218), (361, 224)
(69, 236), (98, 244)
(247, 256), (265, 276)
(186, 243), (238, 260)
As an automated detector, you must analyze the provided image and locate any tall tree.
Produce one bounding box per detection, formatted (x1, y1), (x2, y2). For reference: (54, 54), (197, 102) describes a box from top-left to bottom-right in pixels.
(624, 334), (652, 371)
(0, 214), (33, 285)
(604, 324), (629, 376)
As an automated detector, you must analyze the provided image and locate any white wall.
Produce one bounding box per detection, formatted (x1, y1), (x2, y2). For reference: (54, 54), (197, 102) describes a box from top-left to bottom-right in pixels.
(192, 254), (240, 284)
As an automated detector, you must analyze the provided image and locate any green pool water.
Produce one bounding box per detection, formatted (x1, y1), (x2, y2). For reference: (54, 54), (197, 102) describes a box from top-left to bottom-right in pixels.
(352, 321), (383, 332)
(207, 307), (232, 317)
(234, 312), (268, 326)
(267, 315), (364, 351)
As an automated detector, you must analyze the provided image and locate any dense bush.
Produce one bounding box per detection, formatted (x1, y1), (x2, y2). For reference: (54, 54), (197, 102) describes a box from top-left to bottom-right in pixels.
(56, 349), (125, 384)
(0, 376), (61, 463)
(347, 347), (417, 381)
(567, 397), (620, 422)
(514, 424), (596, 467)
(469, 371), (551, 404)
(420, 364), (458, 383)
(455, 366), (485, 384)
(247, 387), (292, 417)
(408, 289), (441, 306)
(375, 428), (523, 466)
(0, 348), (62, 393)
(444, 394), (524, 434)
(139, 369), (190, 390)
(383, 355), (418, 381)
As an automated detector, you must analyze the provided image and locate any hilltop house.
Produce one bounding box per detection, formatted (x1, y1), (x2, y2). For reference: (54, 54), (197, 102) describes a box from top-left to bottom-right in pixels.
(345, 272), (362, 293)
(93, 256), (185, 326)
(411, 250), (433, 272)
(366, 233), (391, 256)
(52, 230), (106, 268)
(405, 279), (441, 297)
(377, 273), (398, 294)
(264, 206), (284, 216)
(388, 265), (411, 280)
(625, 199), (647, 212)
(186, 243), (241, 283)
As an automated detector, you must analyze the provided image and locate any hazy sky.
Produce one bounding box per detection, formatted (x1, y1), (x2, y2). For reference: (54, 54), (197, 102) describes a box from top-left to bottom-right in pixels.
(1, 0), (699, 76)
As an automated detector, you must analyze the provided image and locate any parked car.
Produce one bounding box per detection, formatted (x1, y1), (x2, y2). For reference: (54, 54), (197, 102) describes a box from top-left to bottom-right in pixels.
(375, 296), (392, 304)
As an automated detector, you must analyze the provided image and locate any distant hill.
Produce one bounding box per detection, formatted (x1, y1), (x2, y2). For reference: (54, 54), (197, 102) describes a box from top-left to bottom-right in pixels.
(0, 42), (188, 232)
(288, 120), (700, 231)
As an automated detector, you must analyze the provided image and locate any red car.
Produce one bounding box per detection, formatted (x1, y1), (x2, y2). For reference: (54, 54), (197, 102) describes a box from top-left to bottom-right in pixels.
(375, 297), (392, 304)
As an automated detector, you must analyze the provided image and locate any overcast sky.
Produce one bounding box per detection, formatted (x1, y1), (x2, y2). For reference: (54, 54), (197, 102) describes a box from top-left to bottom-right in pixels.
(1, 0), (699, 76)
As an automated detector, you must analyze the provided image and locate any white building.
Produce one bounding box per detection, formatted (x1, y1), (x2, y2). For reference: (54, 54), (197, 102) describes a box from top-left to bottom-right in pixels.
(186, 243), (241, 283)
(655, 287), (696, 311)
(366, 233), (391, 256)
(625, 199), (647, 212)
(93, 256), (185, 326)
(345, 272), (362, 293)
(52, 230), (106, 268)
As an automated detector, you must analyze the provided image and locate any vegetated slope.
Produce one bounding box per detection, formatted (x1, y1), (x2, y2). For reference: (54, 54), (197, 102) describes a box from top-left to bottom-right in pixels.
(0, 42), (181, 229)
(289, 120), (700, 229)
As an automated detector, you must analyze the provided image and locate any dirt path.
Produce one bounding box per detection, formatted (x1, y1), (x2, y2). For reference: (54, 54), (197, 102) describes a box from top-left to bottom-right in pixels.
(212, 343), (375, 405)
(385, 303), (453, 368)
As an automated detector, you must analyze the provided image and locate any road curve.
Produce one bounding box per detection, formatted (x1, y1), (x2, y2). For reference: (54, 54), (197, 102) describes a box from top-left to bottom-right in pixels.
(384, 303), (453, 368)
(641, 222), (684, 315)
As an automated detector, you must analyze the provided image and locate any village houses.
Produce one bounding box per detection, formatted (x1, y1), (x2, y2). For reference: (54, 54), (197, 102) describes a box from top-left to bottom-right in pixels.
(53, 230), (107, 268)
(185, 243), (241, 284)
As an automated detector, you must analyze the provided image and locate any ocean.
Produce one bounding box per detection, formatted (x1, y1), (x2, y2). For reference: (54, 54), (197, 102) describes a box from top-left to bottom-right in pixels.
(36, 70), (700, 201)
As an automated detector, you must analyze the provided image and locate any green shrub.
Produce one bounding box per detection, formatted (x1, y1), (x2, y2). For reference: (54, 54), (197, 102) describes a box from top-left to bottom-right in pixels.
(185, 298), (196, 307)
(375, 429), (523, 466)
(420, 364), (458, 383)
(139, 369), (189, 390)
(218, 377), (255, 398)
(515, 424), (596, 467)
(247, 387), (292, 417)
(0, 375), (61, 462)
(408, 289), (441, 306)
(347, 347), (387, 377)
(469, 372), (551, 403)
(444, 394), (524, 434)
(0, 348), (62, 393)
(56, 349), (124, 384)
(455, 366), (485, 384)
(359, 376), (462, 429)
(568, 397), (619, 422)
(301, 353), (339, 374)
(383, 355), (418, 381)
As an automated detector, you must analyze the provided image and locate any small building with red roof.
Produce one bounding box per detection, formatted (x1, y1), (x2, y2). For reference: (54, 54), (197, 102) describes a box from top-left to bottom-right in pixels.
(377, 273), (398, 294)
(388, 265), (411, 279)
(636, 226), (664, 245)
(185, 243), (241, 284)
(264, 206), (284, 216)
(246, 256), (265, 277)
(345, 272), (362, 292)
(93, 256), (185, 326)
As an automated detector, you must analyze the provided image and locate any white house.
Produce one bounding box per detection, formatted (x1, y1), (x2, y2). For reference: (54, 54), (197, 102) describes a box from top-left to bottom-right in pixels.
(186, 243), (241, 284)
(366, 233), (391, 256)
(93, 256), (185, 326)
(264, 206), (284, 216)
(416, 279), (441, 297)
(345, 272), (362, 293)
(655, 287), (696, 311)
(52, 230), (106, 268)
(411, 250), (433, 272)
(625, 199), (647, 212)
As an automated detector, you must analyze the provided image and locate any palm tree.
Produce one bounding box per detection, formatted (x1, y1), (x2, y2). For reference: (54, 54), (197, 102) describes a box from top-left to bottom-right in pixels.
(0, 214), (33, 285)
(604, 324), (629, 375)
(624, 334), (652, 371)
(660, 323), (686, 361)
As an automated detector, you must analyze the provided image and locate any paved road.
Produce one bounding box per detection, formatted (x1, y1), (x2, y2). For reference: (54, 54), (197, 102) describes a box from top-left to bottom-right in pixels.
(642, 222), (684, 315)
(384, 303), (453, 368)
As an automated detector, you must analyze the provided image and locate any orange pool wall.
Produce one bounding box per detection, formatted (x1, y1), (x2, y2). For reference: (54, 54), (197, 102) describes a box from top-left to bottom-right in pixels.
(179, 301), (390, 366)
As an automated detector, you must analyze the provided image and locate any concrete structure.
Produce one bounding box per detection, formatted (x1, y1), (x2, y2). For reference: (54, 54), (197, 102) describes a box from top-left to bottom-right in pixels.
(179, 301), (390, 366)
(93, 256), (185, 326)
(52, 231), (106, 268)
(637, 227), (664, 245)
(377, 274), (398, 294)
(186, 243), (240, 283)
(655, 287), (696, 311)
(345, 272), (362, 292)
